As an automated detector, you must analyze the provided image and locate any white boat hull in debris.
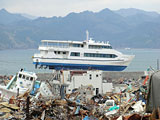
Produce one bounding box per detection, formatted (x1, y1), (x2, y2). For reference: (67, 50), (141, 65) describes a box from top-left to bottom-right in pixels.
(0, 69), (39, 100)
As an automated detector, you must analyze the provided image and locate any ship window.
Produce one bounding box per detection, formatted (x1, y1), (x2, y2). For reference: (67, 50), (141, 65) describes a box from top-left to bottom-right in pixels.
(30, 77), (33, 81)
(22, 75), (25, 79)
(70, 52), (80, 56)
(26, 77), (29, 80)
(89, 45), (101, 49)
(54, 51), (57, 54)
(84, 53), (117, 58)
(58, 51), (60, 54)
(109, 46), (112, 49)
(89, 74), (92, 80)
(72, 44), (80, 47)
(63, 52), (66, 54)
(96, 74), (98, 77)
(89, 45), (112, 49)
(19, 74), (22, 78)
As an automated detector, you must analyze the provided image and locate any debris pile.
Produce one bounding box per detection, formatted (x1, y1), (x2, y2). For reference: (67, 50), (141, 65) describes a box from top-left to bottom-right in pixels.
(1, 69), (160, 120)
(0, 82), (150, 120)
(0, 75), (12, 86)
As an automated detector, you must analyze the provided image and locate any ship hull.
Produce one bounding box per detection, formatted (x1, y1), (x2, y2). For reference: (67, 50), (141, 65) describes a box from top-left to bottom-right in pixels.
(33, 61), (127, 71)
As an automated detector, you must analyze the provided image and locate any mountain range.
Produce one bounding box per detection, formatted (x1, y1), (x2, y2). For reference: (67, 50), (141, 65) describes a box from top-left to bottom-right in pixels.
(0, 8), (160, 49)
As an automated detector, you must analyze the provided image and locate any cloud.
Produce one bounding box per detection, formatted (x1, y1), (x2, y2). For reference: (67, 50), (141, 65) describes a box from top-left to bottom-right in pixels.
(0, 0), (160, 17)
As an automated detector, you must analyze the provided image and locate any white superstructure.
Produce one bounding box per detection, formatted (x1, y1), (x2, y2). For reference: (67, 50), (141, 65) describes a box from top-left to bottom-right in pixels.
(33, 31), (134, 71)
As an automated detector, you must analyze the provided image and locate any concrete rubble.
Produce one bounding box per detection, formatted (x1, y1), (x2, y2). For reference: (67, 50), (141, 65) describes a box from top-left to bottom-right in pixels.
(0, 69), (159, 120)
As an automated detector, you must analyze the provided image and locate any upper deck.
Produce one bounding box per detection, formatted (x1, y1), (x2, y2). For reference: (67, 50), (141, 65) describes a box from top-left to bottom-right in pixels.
(39, 31), (112, 50)
(40, 39), (112, 50)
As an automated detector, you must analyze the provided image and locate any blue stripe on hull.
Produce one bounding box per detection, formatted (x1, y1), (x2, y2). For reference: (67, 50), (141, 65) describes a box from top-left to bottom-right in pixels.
(33, 62), (127, 71)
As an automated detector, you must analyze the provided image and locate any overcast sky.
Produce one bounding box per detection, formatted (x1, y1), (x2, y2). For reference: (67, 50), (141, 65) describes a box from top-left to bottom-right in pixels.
(0, 0), (160, 17)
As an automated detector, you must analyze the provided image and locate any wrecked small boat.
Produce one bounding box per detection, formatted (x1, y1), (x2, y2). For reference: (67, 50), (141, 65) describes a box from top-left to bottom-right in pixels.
(0, 69), (40, 100)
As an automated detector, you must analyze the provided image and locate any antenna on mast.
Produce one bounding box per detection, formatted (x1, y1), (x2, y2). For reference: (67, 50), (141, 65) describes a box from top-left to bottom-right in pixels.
(86, 30), (89, 41)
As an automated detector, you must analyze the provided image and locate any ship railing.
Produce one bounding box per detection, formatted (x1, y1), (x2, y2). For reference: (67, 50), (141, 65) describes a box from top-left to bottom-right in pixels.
(39, 45), (69, 49)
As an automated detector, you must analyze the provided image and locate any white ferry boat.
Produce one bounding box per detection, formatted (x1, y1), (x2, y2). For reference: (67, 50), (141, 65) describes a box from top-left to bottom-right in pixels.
(33, 31), (134, 71)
